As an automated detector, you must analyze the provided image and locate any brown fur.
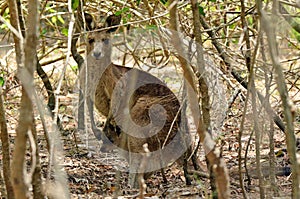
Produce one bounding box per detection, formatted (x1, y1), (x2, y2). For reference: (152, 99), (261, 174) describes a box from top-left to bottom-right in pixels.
(84, 15), (193, 188)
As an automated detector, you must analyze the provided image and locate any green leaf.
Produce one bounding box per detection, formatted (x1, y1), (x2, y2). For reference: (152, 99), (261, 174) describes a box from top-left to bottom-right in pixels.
(160, 0), (168, 5)
(41, 28), (47, 36)
(292, 29), (300, 42)
(57, 15), (65, 24)
(123, 7), (129, 12)
(115, 10), (122, 16)
(0, 77), (4, 87)
(115, 7), (130, 16)
(208, 0), (217, 2)
(49, 8), (56, 13)
(51, 16), (57, 24)
(72, 0), (79, 10)
(122, 18), (127, 24)
(61, 28), (68, 37)
(232, 38), (238, 44)
(71, 65), (78, 72)
(146, 25), (157, 30)
(136, 0), (141, 6)
(198, 5), (205, 16)
(0, 23), (7, 31)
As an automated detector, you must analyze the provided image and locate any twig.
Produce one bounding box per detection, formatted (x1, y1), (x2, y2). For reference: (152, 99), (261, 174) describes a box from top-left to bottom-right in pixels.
(138, 143), (150, 199)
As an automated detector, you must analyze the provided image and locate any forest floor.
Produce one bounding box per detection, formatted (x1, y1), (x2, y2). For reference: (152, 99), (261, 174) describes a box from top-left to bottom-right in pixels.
(2, 115), (293, 198)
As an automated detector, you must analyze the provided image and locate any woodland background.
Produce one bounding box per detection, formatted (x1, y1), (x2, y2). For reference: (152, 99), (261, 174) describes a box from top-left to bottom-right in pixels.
(0, 0), (300, 198)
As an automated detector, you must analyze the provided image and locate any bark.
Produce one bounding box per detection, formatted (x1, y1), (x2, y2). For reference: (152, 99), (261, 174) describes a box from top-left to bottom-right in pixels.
(71, 3), (86, 132)
(36, 60), (56, 120)
(0, 89), (14, 198)
(11, 89), (31, 199)
(31, 116), (44, 199)
(7, 0), (23, 64)
(9, 0), (39, 198)
(8, 0), (28, 197)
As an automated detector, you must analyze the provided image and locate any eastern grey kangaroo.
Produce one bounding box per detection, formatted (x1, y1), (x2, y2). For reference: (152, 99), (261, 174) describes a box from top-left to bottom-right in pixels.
(78, 13), (196, 188)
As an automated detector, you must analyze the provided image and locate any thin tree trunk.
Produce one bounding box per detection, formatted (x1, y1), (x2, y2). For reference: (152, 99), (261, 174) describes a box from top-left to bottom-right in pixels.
(11, 88), (31, 199)
(190, 0), (218, 198)
(8, 0), (28, 197)
(0, 88), (14, 198)
(238, 86), (250, 199)
(31, 113), (44, 199)
(10, 0), (39, 198)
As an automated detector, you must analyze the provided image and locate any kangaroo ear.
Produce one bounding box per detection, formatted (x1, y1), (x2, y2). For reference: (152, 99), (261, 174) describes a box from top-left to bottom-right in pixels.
(84, 13), (95, 30)
(105, 14), (121, 33)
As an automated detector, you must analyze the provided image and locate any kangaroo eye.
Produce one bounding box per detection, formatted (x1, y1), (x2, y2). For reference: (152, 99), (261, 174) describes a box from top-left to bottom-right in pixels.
(102, 38), (109, 45)
(88, 38), (95, 44)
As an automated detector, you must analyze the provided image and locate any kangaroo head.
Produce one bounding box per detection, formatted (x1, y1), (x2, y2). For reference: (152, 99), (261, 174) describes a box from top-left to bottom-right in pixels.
(86, 14), (121, 60)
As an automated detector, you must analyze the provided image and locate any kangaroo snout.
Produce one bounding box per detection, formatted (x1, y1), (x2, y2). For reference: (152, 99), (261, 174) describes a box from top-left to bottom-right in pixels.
(93, 51), (102, 59)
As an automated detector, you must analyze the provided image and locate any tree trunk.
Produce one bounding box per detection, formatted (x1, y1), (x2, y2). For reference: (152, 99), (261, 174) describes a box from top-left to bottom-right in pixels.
(0, 89), (14, 198)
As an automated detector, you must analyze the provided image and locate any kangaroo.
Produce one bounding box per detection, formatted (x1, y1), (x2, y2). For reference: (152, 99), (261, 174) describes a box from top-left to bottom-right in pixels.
(80, 14), (195, 188)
